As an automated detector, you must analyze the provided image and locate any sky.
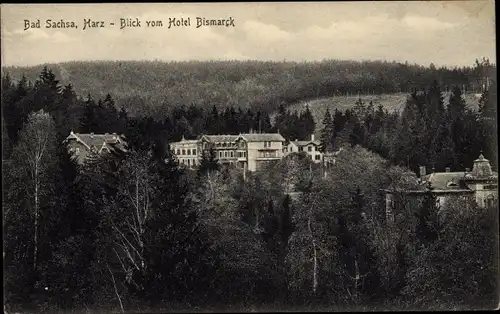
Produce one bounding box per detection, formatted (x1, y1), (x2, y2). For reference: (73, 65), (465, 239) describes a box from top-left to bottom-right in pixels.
(1, 1), (496, 68)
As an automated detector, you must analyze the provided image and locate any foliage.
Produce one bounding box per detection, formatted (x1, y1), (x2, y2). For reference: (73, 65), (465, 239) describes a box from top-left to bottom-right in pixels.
(2, 60), (498, 312)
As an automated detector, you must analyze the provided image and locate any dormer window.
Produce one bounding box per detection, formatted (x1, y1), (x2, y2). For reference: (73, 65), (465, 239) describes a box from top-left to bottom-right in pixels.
(446, 181), (458, 187)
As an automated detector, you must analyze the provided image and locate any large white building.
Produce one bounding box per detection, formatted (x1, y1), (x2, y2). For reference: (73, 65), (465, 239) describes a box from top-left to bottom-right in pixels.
(170, 132), (286, 171)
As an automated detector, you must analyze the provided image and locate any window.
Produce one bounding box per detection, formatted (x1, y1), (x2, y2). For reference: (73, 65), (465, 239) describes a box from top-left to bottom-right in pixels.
(224, 151), (228, 158)
(219, 151), (222, 158)
(230, 151), (234, 158)
(187, 159), (190, 166)
(182, 149), (185, 155)
(176, 149), (180, 155)
(308, 146), (312, 152)
(193, 149), (196, 155)
(315, 155), (321, 160)
(187, 149), (191, 155)
(284, 147), (288, 152)
(299, 146), (304, 152)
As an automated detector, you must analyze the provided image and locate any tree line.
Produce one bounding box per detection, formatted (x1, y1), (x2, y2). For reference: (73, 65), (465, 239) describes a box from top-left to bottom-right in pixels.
(2, 63), (498, 312)
(317, 65), (497, 173)
(2, 58), (495, 118)
(2, 67), (318, 159)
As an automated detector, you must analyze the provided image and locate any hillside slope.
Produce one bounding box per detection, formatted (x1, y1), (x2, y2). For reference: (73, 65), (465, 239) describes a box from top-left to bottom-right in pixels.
(280, 92), (481, 136)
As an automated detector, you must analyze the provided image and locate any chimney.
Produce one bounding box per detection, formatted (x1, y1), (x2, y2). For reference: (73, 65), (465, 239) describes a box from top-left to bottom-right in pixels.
(112, 132), (117, 135)
(465, 168), (470, 173)
(90, 132), (94, 138)
(445, 167), (451, 173)
(311, 134), (315, 141)
(419, 166), (426, 178)
(105, 133), (109, 136)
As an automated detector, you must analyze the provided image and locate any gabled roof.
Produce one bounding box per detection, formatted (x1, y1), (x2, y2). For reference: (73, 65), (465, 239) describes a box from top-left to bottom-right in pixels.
(64, 131), (128, 151)
(287, 139), (321, 147)
(239, 133), (285, 142)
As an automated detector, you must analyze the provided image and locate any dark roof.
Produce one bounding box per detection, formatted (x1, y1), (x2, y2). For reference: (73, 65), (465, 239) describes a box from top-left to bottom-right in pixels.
(201, 133), (285, 143)
(202, 135), (239, 142)
(423, 172), (467, 191)
(65, 132), (126, 147)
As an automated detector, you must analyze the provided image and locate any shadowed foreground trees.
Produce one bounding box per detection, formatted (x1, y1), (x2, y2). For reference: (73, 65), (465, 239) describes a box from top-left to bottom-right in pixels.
(2, 62), (498, 312)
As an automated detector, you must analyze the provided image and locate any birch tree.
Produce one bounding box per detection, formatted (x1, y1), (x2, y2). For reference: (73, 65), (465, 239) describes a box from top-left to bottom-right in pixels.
(286, 177), (338, 302)
(110, 150), (152, 296)
(12, 109), (56, 271)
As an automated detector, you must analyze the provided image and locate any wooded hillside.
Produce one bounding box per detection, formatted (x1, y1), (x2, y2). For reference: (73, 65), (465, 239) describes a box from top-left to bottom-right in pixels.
(2, 59), (493, 118)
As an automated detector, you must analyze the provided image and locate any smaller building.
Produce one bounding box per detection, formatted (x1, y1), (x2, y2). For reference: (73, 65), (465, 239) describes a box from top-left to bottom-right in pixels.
(63, 131), (128, 165)
(283, 134), (323, 163)
(170, 136), (202, 168)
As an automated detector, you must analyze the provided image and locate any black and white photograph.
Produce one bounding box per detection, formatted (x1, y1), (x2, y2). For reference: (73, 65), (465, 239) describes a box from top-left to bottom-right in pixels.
(1, 2), (498, 313)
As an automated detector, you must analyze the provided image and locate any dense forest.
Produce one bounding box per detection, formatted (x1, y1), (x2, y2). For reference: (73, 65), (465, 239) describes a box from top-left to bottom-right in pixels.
(2, 59), (498, 312)
(2, 58), (495, 118)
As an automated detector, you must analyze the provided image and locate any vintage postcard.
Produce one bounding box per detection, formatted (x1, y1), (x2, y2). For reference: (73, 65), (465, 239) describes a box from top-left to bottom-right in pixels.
(2, 2), (498, 313)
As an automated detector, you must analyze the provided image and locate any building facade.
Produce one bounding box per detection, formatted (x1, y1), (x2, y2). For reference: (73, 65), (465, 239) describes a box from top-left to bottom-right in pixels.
(385, 153), (498, 217)
(283, 134), (323, 163)
(170, 136), (202, 168)
(63, 131), (128, 165)
(170, 132), (286, 172)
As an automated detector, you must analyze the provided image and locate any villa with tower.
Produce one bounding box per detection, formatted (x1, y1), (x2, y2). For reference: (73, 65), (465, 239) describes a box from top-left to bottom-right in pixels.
(384, 152), (498, 219)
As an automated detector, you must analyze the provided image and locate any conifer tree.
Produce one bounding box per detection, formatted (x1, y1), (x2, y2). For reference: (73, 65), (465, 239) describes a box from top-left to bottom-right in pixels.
(80, 94), (98, 133)
(198, 146), (219, 176)
(319, 108), (334, 152)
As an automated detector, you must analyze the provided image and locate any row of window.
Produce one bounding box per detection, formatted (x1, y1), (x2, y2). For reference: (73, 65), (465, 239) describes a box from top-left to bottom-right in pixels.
(283, 146), (316, 153)
(259, 151), (278, 158)
(180, 159), (198, 166)
(219, 151), (247, 158)
(263, 141), (272, 148)
(213, 142), (246, 148)
(176, 148), (197, 156)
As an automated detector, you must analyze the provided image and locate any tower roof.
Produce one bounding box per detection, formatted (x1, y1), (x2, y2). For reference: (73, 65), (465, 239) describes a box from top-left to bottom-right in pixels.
(471, 153), (494, 178)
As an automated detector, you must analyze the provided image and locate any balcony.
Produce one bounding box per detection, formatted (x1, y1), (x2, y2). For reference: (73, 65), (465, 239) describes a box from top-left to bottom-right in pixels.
(256, 150), (281, 160)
